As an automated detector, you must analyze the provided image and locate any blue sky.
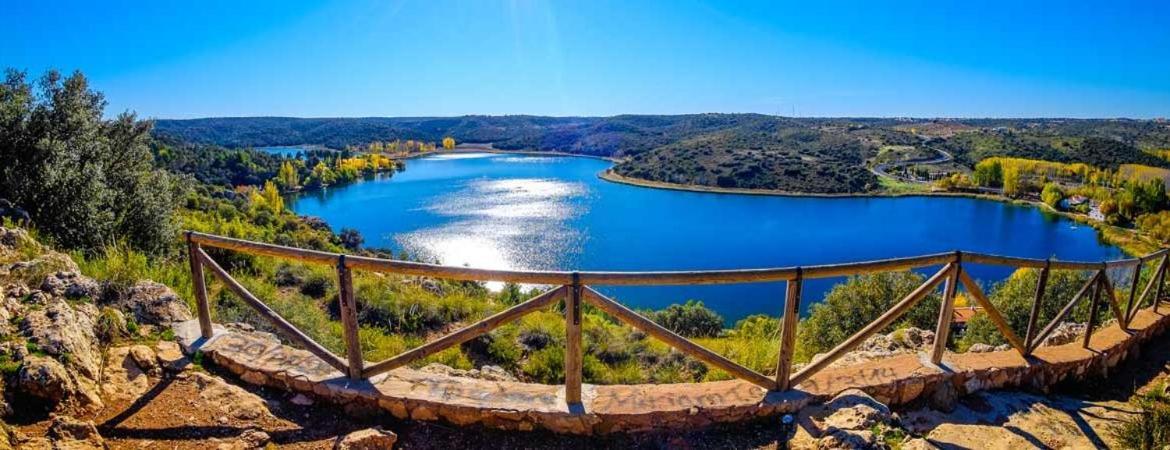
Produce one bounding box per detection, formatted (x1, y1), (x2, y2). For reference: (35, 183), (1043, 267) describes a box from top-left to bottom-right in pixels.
(5, 0), (1169, 119)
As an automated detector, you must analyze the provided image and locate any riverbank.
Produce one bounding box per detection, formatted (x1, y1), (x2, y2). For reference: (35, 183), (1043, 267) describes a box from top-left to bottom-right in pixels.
(392, 145), (621, 163)
(599, 169), (1160, 256)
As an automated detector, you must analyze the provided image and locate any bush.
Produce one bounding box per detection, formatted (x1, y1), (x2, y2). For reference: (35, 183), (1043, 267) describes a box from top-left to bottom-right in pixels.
(0, 69), (181, 255)
(299, 273), (333, 298)
(958, 268), (1096, 350)
(798, 271), (941, 361)
(1111, 383), (1170, 449)
(650, 300), (724, 338)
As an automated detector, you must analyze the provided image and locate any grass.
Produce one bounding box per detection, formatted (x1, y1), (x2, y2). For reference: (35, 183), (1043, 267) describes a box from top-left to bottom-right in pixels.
(1111, 381), (1170, 449)
(876, 175), (930, 194)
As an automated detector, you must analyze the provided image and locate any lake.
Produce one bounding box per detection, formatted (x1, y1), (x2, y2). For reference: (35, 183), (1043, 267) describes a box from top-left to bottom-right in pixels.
(289, 152), (1124, 322)
(255, 145), (333, 157)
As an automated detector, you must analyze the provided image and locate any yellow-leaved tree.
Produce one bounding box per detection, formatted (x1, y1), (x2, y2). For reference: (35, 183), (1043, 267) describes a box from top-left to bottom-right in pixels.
(442, 136), (456, 150)
(261, 180), (284, 214)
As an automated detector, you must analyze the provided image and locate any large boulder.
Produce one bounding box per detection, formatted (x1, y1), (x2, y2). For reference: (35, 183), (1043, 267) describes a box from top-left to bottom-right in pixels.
(812, 389), (893, 450)
(112, 281), (193, 326)
(20, 297), (102, 379)
(15, 356), (103, 411)
(47, 414), (105, 449)
(40, 271), (100, 300)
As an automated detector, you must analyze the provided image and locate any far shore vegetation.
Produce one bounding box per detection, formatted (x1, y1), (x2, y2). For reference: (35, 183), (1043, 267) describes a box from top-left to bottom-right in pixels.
(3, 67), (1170, 386)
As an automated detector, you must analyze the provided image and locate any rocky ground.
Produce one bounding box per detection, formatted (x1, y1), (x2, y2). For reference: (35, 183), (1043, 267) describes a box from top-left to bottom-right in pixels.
(1, 224), (1168, 449)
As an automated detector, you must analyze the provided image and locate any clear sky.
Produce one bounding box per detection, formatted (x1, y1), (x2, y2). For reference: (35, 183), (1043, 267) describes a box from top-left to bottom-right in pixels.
(5, 0), (1169, 119)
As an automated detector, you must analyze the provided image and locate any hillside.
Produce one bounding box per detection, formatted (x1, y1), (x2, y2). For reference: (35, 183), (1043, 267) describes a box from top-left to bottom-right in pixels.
(154, 115), (1170, 194)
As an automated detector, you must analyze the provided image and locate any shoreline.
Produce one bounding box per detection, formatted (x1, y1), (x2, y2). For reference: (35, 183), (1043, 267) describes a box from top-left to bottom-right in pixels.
(305, 146), (1162, 257)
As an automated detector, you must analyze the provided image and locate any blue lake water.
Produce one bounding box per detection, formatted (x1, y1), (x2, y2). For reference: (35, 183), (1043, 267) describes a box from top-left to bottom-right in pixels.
(255, 145), (317, 157)
(289, 152), (1124, 322)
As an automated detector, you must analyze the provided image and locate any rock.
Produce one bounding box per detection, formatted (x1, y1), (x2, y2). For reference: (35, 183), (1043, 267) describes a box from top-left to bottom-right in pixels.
(820, 389), (891, 430)
(1041, 322), (1086, 347)
(817, 428), (877, 449)
(900, 438), (938, 449)
(154, 340), (189, 372)
(40, 271), (100, 300)
(190, 372), (270, 421)
(15, 355), (102, 410)
(0, 227), (40, 260)
(99, 347), (153, 401)
(47, 414), (104, 449)
(290, 393), (314, 406)
(928, 381), (958, 412)
(20, 295), (102, 379)
(418, 363), (518, 382)
(967, 343), (996, 353)
(239, 429), (270, 448)
(113, 281), (192, 326)
(334, 427), (398, 449)
(812, 328), (935, 369)
(128, 345), (159, 375)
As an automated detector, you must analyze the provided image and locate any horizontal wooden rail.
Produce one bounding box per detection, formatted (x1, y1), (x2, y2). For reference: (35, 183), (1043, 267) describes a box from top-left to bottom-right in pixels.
(582, 287), (777, 390)
(196, 248), (350, 373)
(362, 286), (566, 378)
(183, 231), (1170, 403)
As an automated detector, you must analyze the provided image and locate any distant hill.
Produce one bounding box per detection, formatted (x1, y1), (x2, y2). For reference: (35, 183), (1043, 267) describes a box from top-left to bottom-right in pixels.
(153, 115), (1170, 194)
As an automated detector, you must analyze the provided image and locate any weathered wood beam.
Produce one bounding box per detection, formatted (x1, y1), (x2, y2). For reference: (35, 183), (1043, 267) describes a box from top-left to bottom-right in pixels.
(1023, 261), (1050, 353)
(775, 272), (802, 390)
(789, 263), (953, 388)
(186, 232), (213, 339)
(931, 262), (961, 364)
(196, 248), (349, 374)
(957, 268), (1027, 357)
(1027, 270), (1101, 353)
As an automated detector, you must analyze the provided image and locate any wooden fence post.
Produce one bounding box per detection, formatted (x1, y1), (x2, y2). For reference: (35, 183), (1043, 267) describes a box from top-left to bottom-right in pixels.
(565, 274), (583, 405)
(1023, 259), (1050, 356)
(186, 232), (213, 339)
(337, 255), (364, 379)
(1156, 254), (1168, 313)
(931, 255), (960, 364)
(776, 268), (802, 390)
(1083, 273), (1104, 348)
(1126, 261), (1143, 323)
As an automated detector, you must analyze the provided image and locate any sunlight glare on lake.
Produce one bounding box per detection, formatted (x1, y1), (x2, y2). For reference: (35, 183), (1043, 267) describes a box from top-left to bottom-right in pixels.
(398, 177), (586, 280)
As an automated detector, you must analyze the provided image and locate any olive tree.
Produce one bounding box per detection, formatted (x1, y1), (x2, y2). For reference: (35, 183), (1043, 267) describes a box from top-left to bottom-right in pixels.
(0, 69), (180, 254)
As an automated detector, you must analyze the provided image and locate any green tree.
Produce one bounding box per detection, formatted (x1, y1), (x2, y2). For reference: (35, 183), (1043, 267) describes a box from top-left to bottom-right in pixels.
(797, 271), (942, 361)
(0, 69), (180, 255)
(972, 159), (1003, 187)
(959, 268), (1098, 349)
(1041, 182), (1064, 208)
(276, 160), (300, 190)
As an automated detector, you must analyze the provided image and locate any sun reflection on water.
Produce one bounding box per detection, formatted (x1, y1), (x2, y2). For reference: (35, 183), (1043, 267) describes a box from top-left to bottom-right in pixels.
(397, 178), (586, 287)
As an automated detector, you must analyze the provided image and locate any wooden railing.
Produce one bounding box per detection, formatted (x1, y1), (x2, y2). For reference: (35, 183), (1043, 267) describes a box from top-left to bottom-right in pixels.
(184, 231), (1169, 405)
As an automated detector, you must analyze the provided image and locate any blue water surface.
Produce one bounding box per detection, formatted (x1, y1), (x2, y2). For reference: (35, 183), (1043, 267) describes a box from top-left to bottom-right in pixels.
(289, 153), (1124, 322)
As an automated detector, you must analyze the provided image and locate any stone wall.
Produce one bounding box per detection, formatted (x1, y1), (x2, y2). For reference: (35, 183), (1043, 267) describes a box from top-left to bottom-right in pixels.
(174, 305), (1170, 435)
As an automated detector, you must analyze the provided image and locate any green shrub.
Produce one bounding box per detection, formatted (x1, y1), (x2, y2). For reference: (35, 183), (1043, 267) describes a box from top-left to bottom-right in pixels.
(797, 271), (941, 361)
(958, 268), (1095, 350)
(650, 300), (724, 338)
(299, 273), (333, 298)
